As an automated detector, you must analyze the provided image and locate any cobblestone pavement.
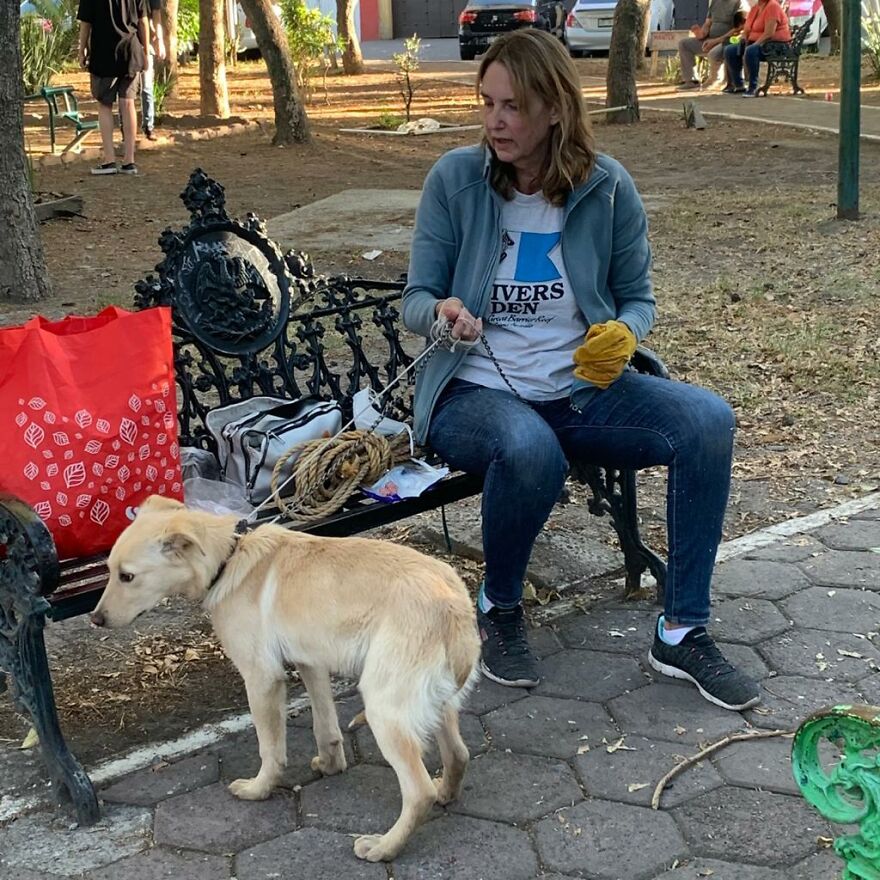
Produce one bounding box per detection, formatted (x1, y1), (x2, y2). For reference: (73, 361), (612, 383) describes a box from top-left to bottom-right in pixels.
(1, 505), (879, 879)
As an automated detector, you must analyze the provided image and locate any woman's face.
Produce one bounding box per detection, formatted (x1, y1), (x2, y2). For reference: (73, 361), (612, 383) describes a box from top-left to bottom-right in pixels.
(480, 61), (559, 183)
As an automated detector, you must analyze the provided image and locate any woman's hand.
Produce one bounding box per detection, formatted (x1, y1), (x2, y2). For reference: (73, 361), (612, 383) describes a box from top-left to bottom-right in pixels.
(435, 298), (483, 342)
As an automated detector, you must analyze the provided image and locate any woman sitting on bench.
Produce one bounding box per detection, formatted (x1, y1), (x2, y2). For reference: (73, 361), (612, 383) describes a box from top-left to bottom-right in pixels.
(723, 0), (792, 97)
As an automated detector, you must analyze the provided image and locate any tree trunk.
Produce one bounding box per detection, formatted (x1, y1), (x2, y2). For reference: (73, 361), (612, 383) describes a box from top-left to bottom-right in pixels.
(199, 0), (230, 118)
(606, 0), (650, 124)
(238, 0), (310, 143)
(336, 0), (364, 74)
(823, 0), (841, 54)
(160, 0), (179, 97)
(0, 2), (52, 302)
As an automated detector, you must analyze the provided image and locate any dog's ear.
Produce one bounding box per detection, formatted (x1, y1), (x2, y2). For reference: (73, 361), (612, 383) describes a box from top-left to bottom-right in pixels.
(139, 495), (186, 517)
(160, 528), (204, 559)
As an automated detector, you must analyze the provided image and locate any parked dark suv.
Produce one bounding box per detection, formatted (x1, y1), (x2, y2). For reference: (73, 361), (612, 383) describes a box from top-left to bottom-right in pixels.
(458, 0), (567, 61)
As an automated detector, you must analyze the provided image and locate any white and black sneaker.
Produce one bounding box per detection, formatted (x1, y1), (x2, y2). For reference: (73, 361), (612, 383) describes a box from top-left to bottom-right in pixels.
(648, 617), (761, 711)
(119, 163), (138, 175)
(477, 604), (540, 688)
(91, 162), (118, 175)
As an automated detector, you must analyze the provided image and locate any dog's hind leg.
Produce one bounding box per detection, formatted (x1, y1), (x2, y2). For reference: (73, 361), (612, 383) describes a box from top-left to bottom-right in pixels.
(433, 704), (469, 804)
(352, 711), (436, 862)
(229, 671), (287, 801)
(297, 663), (346, 776)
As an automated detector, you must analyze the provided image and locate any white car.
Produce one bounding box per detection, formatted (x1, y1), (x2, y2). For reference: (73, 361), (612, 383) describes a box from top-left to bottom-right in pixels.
(785, 0), (827, 46)
(565, 0), (675, 55)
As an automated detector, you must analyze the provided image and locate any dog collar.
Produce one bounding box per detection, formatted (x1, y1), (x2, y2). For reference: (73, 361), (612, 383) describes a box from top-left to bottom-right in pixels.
(207, 519), (250, 591)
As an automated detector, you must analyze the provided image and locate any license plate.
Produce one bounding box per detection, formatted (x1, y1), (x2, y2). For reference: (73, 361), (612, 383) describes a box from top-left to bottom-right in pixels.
(598, 17), (614, 26)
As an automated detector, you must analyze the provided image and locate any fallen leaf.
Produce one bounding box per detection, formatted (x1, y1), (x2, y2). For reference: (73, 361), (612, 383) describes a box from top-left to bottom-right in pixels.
(674, 725), (688, 735)
(577, 744), (591, 755)
(606, 736), (637, 753)
(837, 649), (864, 659)
(627, 782), (650, 792)
(20, 727), (39, 750)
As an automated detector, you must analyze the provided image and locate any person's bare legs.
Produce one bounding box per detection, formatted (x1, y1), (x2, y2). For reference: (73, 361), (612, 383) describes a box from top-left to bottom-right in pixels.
(96, 102), (116, 164)
(118, 97), (137, 165)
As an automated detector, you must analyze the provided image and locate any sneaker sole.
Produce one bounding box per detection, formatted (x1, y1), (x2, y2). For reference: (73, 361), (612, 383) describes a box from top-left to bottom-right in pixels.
(648, 650), (761, 712)
(479, 660), (539, 689)
(91, 168), (118, 175)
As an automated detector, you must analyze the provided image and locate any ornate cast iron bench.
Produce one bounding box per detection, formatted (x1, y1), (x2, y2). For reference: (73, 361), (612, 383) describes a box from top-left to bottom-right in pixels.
(792, 704), (880, 879)
(757, 17), (815, 97)
(0, 169), (668, 826)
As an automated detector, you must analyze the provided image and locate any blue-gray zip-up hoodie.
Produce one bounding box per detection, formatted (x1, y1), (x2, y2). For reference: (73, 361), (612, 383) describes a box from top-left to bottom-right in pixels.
(402, 145), (655, 445)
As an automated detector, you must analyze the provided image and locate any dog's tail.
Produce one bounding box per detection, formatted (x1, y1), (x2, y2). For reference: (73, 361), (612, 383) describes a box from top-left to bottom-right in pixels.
(442, 601), (481, 696)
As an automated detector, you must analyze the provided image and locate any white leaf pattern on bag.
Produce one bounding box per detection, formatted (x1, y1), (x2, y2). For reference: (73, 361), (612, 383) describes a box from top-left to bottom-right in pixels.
(24, 462), (38, 480)
(56, 492), (68, 506)
(139, 444), (151, 460)
(59, 514), (72, 527)
(85, 440), (102, 454)
(133, 481), (142, 492)
(28, 398), (46, 411)
(105, 455), (119, 469)
(157, 433), (168, 446)
(112, 440), (121, 451)
(52, 432), (70, 446)
(63, 450), (74, 460)
(164, 468), (176, 481)
(24, 423), (45, 449)
(120, 418), (137, 445)
(75, 409), (92, 428)
(118, 466), (130, 482)
(46, 463), (58, 477)
(76, 494), (91, 508)
(155, 399), (166, 413)
(170, 442), (179, 459)
(96, 419), (111, 434)
(42, 450), (53, 459)
(64, 462), (86, 487)
(115, 487), (126, 501)
(15, 412), (27, 427)
(171, 481), (181, 493)
(90, 500), (110, 525)
(158, 484), (166, 493)
(40, 481), (50, 491)
(43, 411), (57, 424)
(34, 500), (51, 519)
(140, 415), (151, 427)
(128, 395), (142, 413)
(146, 465), (158, 481)
(92, 463), (104, 477)
(163, 412), (174, 429)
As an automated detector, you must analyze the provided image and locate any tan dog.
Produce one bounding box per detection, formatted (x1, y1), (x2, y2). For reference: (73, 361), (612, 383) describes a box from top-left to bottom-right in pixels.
(91, 495), (479, 862)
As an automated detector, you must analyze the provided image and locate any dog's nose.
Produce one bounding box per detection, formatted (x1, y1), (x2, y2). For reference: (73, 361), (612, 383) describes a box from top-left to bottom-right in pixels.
(90, 610), (106, 627)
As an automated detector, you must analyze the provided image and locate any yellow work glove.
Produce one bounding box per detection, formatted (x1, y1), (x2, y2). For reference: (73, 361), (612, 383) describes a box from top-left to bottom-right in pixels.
(572, 320), (637, 389)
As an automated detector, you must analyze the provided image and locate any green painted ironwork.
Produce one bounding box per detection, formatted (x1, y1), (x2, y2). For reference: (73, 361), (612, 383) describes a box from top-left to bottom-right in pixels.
(792, 704), (880, 880)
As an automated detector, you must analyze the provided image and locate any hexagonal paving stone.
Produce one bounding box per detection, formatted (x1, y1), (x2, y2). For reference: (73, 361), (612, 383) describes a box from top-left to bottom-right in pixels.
(213, 722), (353, 788)
(711, 736), (799, 795)
(708, 597), (791, 645)
(449, 750), (583, 824)
(653, 858), (784, 879)
(463, 676), (529, 716)
(814, 520), (880, 551)
(857, 672), (880, 705)
(758, 628), (880, 683)
(534, 799), (687, 879)
(534, 648), (650, 703)
(746, 675), (861, 731)
(608, 682), (751, 745)
(716, 643), (771, 681)
(0, 805), (151, 876)
(782, 586), (880, 634)
(354, 712), (487, 771)
(235, 827), (385, 879)
(854, 508), (880, 521)
(786, 849), (847, 879)
(713, 559), (812, 601)
(301, 763), (424, 836)
(574, 735), (723, 809)
(798, 551), (880, 591)
(393, 815), (538, 880)
(482, 695), (618, 760)
(672, 787), (831, 867)
(86, 846), (231, 879)
(530, 623), (564, 658)
(557, 606), (658, 655)
(153, 782), (296, 854)
(100, 754), (220, 806)
(744, 535), (826, 563)
(0, 870), (62, 880)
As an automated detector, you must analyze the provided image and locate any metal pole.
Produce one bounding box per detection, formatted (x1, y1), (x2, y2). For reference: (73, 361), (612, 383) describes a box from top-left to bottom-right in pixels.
(837, 0), (861, 220)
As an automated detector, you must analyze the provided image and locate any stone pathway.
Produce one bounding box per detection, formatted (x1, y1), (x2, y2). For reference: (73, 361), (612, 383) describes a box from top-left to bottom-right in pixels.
(1, 503), (879, 879)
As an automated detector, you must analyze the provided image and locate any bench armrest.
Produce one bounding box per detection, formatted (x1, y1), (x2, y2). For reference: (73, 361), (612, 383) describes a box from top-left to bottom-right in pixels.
(0, 494), (60, 597)
(631, 346), (670, 379)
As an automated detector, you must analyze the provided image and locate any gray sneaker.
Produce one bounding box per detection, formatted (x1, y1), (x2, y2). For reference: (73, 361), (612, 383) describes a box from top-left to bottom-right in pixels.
(91, 162), (118, 175)
(648, 618), (760, 711)
(477, 604), (539, 688)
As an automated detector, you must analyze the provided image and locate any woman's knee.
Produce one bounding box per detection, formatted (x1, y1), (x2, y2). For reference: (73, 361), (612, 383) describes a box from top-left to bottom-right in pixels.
(494, 427), (568, 487)
(679, 388), (736, 458)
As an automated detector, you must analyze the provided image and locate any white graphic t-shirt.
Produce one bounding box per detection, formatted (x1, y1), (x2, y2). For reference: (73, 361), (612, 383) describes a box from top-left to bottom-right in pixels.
(456, 189), (587, 400)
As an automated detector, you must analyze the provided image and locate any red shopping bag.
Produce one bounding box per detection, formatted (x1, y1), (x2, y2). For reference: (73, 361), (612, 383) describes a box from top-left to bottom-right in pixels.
(0, 306), (182, 560)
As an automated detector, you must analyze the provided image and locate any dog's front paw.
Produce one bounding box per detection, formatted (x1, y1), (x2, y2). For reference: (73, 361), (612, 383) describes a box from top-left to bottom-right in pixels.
(433, 775), (459, 805)
(310, 751), (346, 776)
(354, 833), (397, 862)
(228, 777), (273, 800)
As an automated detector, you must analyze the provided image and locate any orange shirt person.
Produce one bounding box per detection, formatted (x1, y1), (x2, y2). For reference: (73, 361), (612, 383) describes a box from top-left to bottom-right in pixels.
(723, 0), (792, 95)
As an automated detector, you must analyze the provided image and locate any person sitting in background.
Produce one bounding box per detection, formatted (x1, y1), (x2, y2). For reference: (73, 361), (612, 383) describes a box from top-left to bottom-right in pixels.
(723, 0), (792, 96)
(677, 0), (751, 91)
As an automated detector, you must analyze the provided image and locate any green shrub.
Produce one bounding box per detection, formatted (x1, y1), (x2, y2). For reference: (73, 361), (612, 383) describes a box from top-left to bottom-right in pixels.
(19, 0), (78, 94)
(279, 0), (341, 102)
(392, 34), (420, 121)
(864, 2), (880, 80)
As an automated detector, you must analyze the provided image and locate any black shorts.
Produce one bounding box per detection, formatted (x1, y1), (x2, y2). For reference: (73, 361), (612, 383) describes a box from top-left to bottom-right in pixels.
(90, 73), (140, 106)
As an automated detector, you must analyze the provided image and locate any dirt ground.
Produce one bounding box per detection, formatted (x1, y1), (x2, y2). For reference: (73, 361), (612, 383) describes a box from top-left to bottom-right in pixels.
(2, 59), (879, 767)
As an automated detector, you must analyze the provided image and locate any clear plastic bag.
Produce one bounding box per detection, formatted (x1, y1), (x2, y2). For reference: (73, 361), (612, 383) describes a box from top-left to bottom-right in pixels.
(183, 477), (254, 517)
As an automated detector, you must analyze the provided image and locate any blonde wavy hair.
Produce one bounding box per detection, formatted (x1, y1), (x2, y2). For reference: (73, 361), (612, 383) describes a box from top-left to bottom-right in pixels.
(478, 28), (597, 205)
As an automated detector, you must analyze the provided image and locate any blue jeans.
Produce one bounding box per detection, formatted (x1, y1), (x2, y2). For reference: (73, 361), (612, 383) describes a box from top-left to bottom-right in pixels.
(725, 41), (770, 91)
(141, 60), (155, 133)
(428, 374), (736, 626)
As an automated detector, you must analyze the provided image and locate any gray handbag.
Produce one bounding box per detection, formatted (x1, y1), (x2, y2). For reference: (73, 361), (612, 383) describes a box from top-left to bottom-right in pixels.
(205, 396), (342, 504)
